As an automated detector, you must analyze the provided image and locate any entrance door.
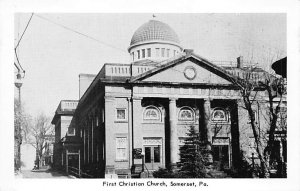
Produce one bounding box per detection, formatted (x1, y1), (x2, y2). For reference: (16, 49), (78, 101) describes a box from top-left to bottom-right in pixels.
(212, 145), (230, 170)
(144, 145), (161, 170)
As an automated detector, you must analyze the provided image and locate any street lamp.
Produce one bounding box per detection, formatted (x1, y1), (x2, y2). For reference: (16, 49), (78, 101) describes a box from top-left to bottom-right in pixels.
(15, 73), (23, 101)
(14, 71), (23, 172)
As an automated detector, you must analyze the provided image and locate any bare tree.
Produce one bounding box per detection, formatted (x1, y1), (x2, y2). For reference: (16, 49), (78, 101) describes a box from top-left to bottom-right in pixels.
(26, 113), (54, 169)
(14, 98), (32, 171)
(230, 67), (286, 177)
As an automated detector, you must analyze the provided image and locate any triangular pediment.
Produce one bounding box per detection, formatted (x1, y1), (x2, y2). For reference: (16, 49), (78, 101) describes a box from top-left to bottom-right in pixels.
(131, 55), (234, 85)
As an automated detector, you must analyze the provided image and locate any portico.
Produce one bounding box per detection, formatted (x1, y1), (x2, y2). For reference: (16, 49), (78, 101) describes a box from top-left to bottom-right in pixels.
(126, 84), (241, 169)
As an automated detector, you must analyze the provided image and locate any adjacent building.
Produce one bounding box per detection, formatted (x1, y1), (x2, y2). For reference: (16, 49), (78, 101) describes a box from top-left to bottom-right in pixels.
(51, 100), (78, 170)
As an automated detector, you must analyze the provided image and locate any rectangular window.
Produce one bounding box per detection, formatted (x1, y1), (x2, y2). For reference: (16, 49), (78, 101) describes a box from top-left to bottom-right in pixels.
(116, 108), (127, 121)
(166, 49), (170, 57)
(142, 49), (145, 58)
(173, 50), (176, 56)
(132, 52), (134, 61)
(137, 50), (140, 59)
(156, 48), (160, 57)
(161, 48), (165, 57)
(147, 48), (151, 57)
(116, 137), (128, 160)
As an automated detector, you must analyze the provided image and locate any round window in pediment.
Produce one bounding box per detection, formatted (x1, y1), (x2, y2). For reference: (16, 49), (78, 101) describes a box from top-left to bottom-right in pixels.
(184, 66), (197, 80)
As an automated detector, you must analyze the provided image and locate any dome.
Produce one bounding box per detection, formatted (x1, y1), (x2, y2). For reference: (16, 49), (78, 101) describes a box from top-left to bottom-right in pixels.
(129, 20), (181, 48)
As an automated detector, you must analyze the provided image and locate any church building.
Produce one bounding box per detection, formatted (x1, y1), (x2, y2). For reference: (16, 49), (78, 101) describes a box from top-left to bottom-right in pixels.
(53, 19), (286, 178)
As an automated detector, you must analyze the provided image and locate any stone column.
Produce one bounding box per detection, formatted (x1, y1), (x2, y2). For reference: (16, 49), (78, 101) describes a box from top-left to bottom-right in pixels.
(203, 99), (213, 163)
(231, 100), (241, 170)
(169, 98), (178, 166)
(127, 97), (133, 169)
(132, 97), (143, 165)
(104, 96), (115, 174)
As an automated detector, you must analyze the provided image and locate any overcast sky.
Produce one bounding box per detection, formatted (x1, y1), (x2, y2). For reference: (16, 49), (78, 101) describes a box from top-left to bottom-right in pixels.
(14, 13), (286, 118)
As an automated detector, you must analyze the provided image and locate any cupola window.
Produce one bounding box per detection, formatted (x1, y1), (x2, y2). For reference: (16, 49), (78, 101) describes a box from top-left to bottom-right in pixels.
(137, 50), (140, 59)
(161, 48), (165, 57)
(166, 49), (170, 57)
(142, 49), (145, 58)
(147, 48), (151, 57)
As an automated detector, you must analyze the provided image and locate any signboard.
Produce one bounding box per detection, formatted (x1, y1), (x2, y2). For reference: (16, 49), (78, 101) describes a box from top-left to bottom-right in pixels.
(133, 148), (142, 159)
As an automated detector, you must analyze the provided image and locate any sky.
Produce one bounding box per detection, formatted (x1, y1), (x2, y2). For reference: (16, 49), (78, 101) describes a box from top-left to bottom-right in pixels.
(14, 13), (286, 118)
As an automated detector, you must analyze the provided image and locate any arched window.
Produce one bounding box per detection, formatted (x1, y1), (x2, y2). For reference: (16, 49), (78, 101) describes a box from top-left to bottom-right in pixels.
(178, 107), (194, 121)
(212, 108), (228, 122)
(144, 106), (160, 120)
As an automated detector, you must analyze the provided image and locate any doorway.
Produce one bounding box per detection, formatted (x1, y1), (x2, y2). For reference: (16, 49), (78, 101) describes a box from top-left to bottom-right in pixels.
(144, 145), (162, 170)
(212, 144), (230, 170)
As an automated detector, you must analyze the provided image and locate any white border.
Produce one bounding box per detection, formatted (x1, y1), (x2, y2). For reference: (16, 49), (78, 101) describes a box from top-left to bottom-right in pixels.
(0, 1), (299, 191)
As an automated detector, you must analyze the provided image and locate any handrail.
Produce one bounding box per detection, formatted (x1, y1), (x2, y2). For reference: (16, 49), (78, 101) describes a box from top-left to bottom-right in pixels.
(143, 164), (149, 175)
(67, 166), (93, 178)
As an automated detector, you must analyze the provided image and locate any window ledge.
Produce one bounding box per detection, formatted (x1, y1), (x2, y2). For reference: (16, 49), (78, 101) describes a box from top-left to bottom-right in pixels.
(115, 120), (128, 123)
(142, 122), (164, 124)
(115, 160), (129, 162)
(177, 122), (198, 125)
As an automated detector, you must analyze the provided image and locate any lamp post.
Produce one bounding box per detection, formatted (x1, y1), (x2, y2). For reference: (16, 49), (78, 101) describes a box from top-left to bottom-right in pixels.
(15, 72), (23, 172)
(141, 152), (145, 173)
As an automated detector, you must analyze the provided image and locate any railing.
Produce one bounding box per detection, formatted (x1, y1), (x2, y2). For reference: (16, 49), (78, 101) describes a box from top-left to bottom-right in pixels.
(60, 101), (78, 111)
(105, 64), (131, 77)
(67, 166), (93, 178)
(143, 163), (150, 177)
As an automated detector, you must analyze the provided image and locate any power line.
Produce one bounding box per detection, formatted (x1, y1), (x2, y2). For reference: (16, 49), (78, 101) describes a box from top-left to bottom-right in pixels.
(34, 14), (127, 54)
(15, 13), (34, 50)
(15, 13), (34, 73)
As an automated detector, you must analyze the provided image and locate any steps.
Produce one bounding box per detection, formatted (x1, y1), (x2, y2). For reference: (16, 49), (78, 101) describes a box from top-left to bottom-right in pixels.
(131, 164), (153, 178)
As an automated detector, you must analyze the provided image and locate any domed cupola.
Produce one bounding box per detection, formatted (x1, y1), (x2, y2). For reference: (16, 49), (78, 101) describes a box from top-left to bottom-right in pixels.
(128, 20), (183, 63)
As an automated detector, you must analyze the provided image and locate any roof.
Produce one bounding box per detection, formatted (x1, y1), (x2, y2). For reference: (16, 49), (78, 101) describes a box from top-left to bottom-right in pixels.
(129, 51), (237, 86)
(51, 100), (78, 124)
(129, 20), (181, 48)
(76, 51), (272, 111)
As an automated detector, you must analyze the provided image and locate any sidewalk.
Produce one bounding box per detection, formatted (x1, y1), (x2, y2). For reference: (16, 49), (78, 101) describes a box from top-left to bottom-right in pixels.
(16, 167), (76, 179)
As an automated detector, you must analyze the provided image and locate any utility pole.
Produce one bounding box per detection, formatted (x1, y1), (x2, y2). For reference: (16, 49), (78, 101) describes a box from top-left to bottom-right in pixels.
(14, 71), (24, 173)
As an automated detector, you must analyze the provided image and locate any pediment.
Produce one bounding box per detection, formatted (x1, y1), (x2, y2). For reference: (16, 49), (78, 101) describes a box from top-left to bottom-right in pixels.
(133, 56), (233, 85)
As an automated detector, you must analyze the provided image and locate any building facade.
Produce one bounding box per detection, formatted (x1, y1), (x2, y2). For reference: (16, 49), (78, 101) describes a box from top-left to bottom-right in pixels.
(54, 19), (286, 178)
(51, 100), (79, 170)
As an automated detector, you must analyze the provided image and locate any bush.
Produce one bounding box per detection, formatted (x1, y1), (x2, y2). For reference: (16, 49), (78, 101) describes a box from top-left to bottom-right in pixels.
(152, 168), (175, 178)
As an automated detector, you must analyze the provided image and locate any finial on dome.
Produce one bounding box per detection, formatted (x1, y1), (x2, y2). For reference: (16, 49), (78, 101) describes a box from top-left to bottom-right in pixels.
(152, 14), (156, 19)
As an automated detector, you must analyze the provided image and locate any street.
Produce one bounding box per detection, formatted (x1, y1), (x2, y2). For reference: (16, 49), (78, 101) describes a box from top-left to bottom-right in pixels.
(21, 169), (73, 179)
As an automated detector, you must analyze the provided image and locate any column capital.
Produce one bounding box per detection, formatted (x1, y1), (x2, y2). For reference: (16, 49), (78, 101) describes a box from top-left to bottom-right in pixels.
(169, 97), (178, 102)
(203, 99), (211, 106)
(132, 96), (142, 101)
